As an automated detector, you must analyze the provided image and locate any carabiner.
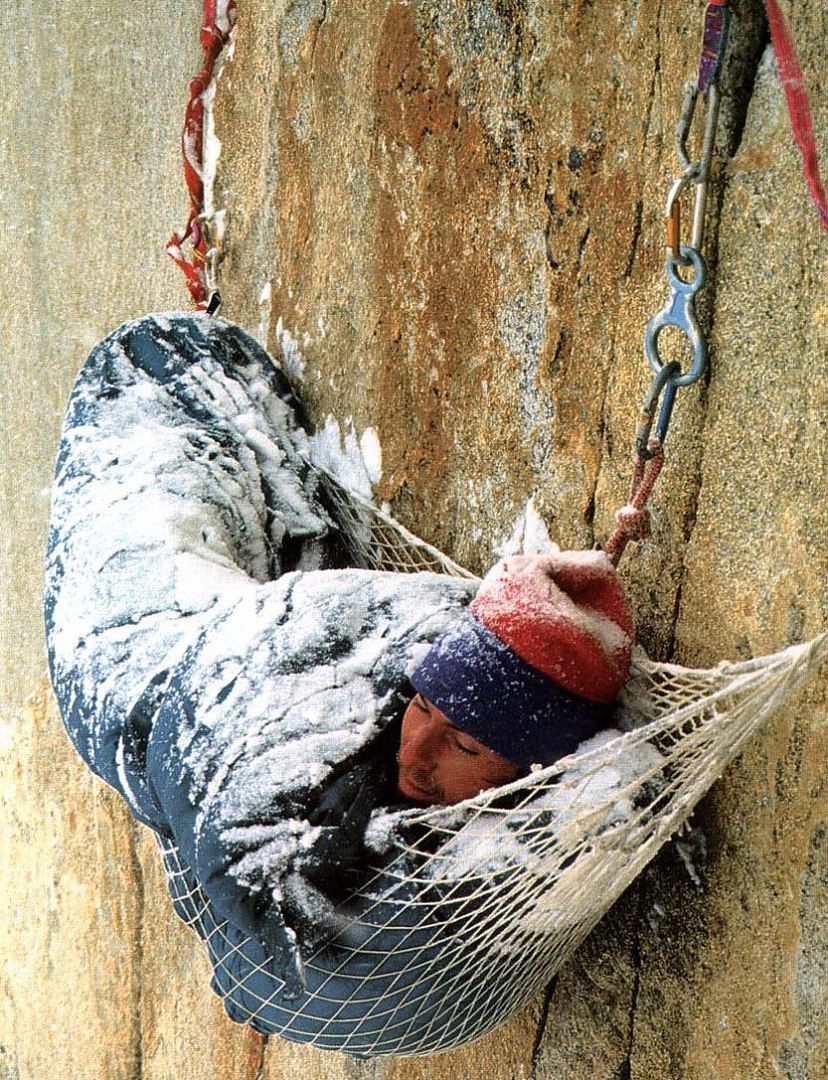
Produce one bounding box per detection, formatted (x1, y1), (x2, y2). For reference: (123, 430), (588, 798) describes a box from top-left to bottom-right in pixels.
(666, 79), (721, 256)
(665, 163), (699, 261)
(635, 361), (682, 456)
(645, 245), (708, 389)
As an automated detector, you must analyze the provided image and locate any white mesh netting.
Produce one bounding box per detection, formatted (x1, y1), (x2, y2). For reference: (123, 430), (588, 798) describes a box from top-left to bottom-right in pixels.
(158, 466), (828, 1057)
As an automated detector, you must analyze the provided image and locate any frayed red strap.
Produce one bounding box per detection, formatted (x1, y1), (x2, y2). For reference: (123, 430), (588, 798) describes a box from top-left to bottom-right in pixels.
(166, 1), (238, 308)
(765, 0), (828, 233)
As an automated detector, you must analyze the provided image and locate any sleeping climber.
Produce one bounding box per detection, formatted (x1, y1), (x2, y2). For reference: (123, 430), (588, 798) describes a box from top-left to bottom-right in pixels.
(396, 549), (633, 806)
(44, 312), (634, 1007)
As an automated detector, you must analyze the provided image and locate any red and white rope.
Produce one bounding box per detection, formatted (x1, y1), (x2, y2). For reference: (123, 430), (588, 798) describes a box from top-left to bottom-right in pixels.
(166, 0), (238, 308)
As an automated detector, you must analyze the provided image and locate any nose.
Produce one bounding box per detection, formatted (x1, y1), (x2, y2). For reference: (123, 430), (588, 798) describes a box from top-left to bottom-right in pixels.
(399, 715), (442, 771)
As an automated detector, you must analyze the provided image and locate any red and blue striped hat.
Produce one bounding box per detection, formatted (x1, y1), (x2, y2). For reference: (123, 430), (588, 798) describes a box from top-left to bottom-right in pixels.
(410, 551), (634, 769)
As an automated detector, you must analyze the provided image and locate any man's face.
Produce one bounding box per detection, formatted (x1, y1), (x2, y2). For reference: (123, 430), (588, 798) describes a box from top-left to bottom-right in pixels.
(397, 693), (519, 806)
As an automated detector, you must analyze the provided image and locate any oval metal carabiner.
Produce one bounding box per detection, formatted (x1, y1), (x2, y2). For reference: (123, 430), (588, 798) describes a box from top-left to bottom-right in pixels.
(644, 245), (708, 389)
(666, 79), (721, 256)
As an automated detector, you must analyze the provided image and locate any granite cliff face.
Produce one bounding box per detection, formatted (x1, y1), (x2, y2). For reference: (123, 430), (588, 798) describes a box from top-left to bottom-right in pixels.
(2, 1), (826, 1077)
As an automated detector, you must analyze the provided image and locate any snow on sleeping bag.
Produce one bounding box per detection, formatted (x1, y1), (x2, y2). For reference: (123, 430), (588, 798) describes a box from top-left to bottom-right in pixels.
(44, 313), (478, 997)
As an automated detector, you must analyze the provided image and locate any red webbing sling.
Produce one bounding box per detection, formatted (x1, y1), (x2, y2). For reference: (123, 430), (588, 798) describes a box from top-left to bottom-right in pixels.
(763, 0), (828, 232)
(166, 1), (238, 309)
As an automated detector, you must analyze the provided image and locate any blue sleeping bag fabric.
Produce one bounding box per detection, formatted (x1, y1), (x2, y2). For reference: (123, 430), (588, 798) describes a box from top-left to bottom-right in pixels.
(44, 313), (485, 1047)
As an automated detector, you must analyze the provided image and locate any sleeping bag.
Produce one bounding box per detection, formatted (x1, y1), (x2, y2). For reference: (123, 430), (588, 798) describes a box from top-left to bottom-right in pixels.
(44, 313), (477, 998)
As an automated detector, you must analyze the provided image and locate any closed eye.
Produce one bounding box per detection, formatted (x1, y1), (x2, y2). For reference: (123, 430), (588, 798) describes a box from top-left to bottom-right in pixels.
(453, 737), (479, 757)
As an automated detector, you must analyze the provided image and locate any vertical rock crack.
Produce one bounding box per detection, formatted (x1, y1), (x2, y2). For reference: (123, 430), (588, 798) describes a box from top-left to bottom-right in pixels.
(529, 977), (555, 1079)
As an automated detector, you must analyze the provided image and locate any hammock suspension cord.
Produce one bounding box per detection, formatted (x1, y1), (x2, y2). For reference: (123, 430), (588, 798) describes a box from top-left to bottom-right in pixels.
(603, 442), (665, 567)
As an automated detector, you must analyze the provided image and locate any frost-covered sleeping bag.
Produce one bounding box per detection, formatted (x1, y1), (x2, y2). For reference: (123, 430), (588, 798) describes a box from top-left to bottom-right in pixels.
(44, 314), (477, 988)
(45, 313), (663, 1055)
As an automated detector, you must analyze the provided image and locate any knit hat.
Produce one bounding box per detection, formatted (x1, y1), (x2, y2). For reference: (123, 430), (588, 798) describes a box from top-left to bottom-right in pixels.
(410, 551), (634, 769)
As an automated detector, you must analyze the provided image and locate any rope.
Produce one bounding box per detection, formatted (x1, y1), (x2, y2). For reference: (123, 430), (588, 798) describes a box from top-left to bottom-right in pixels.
(763, 0), (828, 233)
(603, 442), (665, 567)
(166, 1), (238, 308)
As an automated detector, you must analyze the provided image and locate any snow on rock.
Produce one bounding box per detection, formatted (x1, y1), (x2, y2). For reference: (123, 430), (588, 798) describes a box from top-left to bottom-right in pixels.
(523, 497), (557, 554)
(199, 10), (235, 246)
(308, 415), (381, 500)
(497, 496), (559, 558)
(359, 427), (383, 486)
(256, 280), (273, 347)
(275, 315), (306, 383)
(215, 0), (236, 36)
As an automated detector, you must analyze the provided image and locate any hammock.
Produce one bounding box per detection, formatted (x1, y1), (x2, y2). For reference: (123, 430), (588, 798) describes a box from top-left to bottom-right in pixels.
(157, 464), (828, 1057)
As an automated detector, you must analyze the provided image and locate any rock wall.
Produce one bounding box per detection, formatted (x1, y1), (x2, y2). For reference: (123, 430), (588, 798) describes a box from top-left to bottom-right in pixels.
(1, 0), (825, 1077)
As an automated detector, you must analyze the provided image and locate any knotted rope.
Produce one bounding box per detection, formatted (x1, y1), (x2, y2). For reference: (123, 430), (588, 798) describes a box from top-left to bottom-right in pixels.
(603, 442), (665, 567)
